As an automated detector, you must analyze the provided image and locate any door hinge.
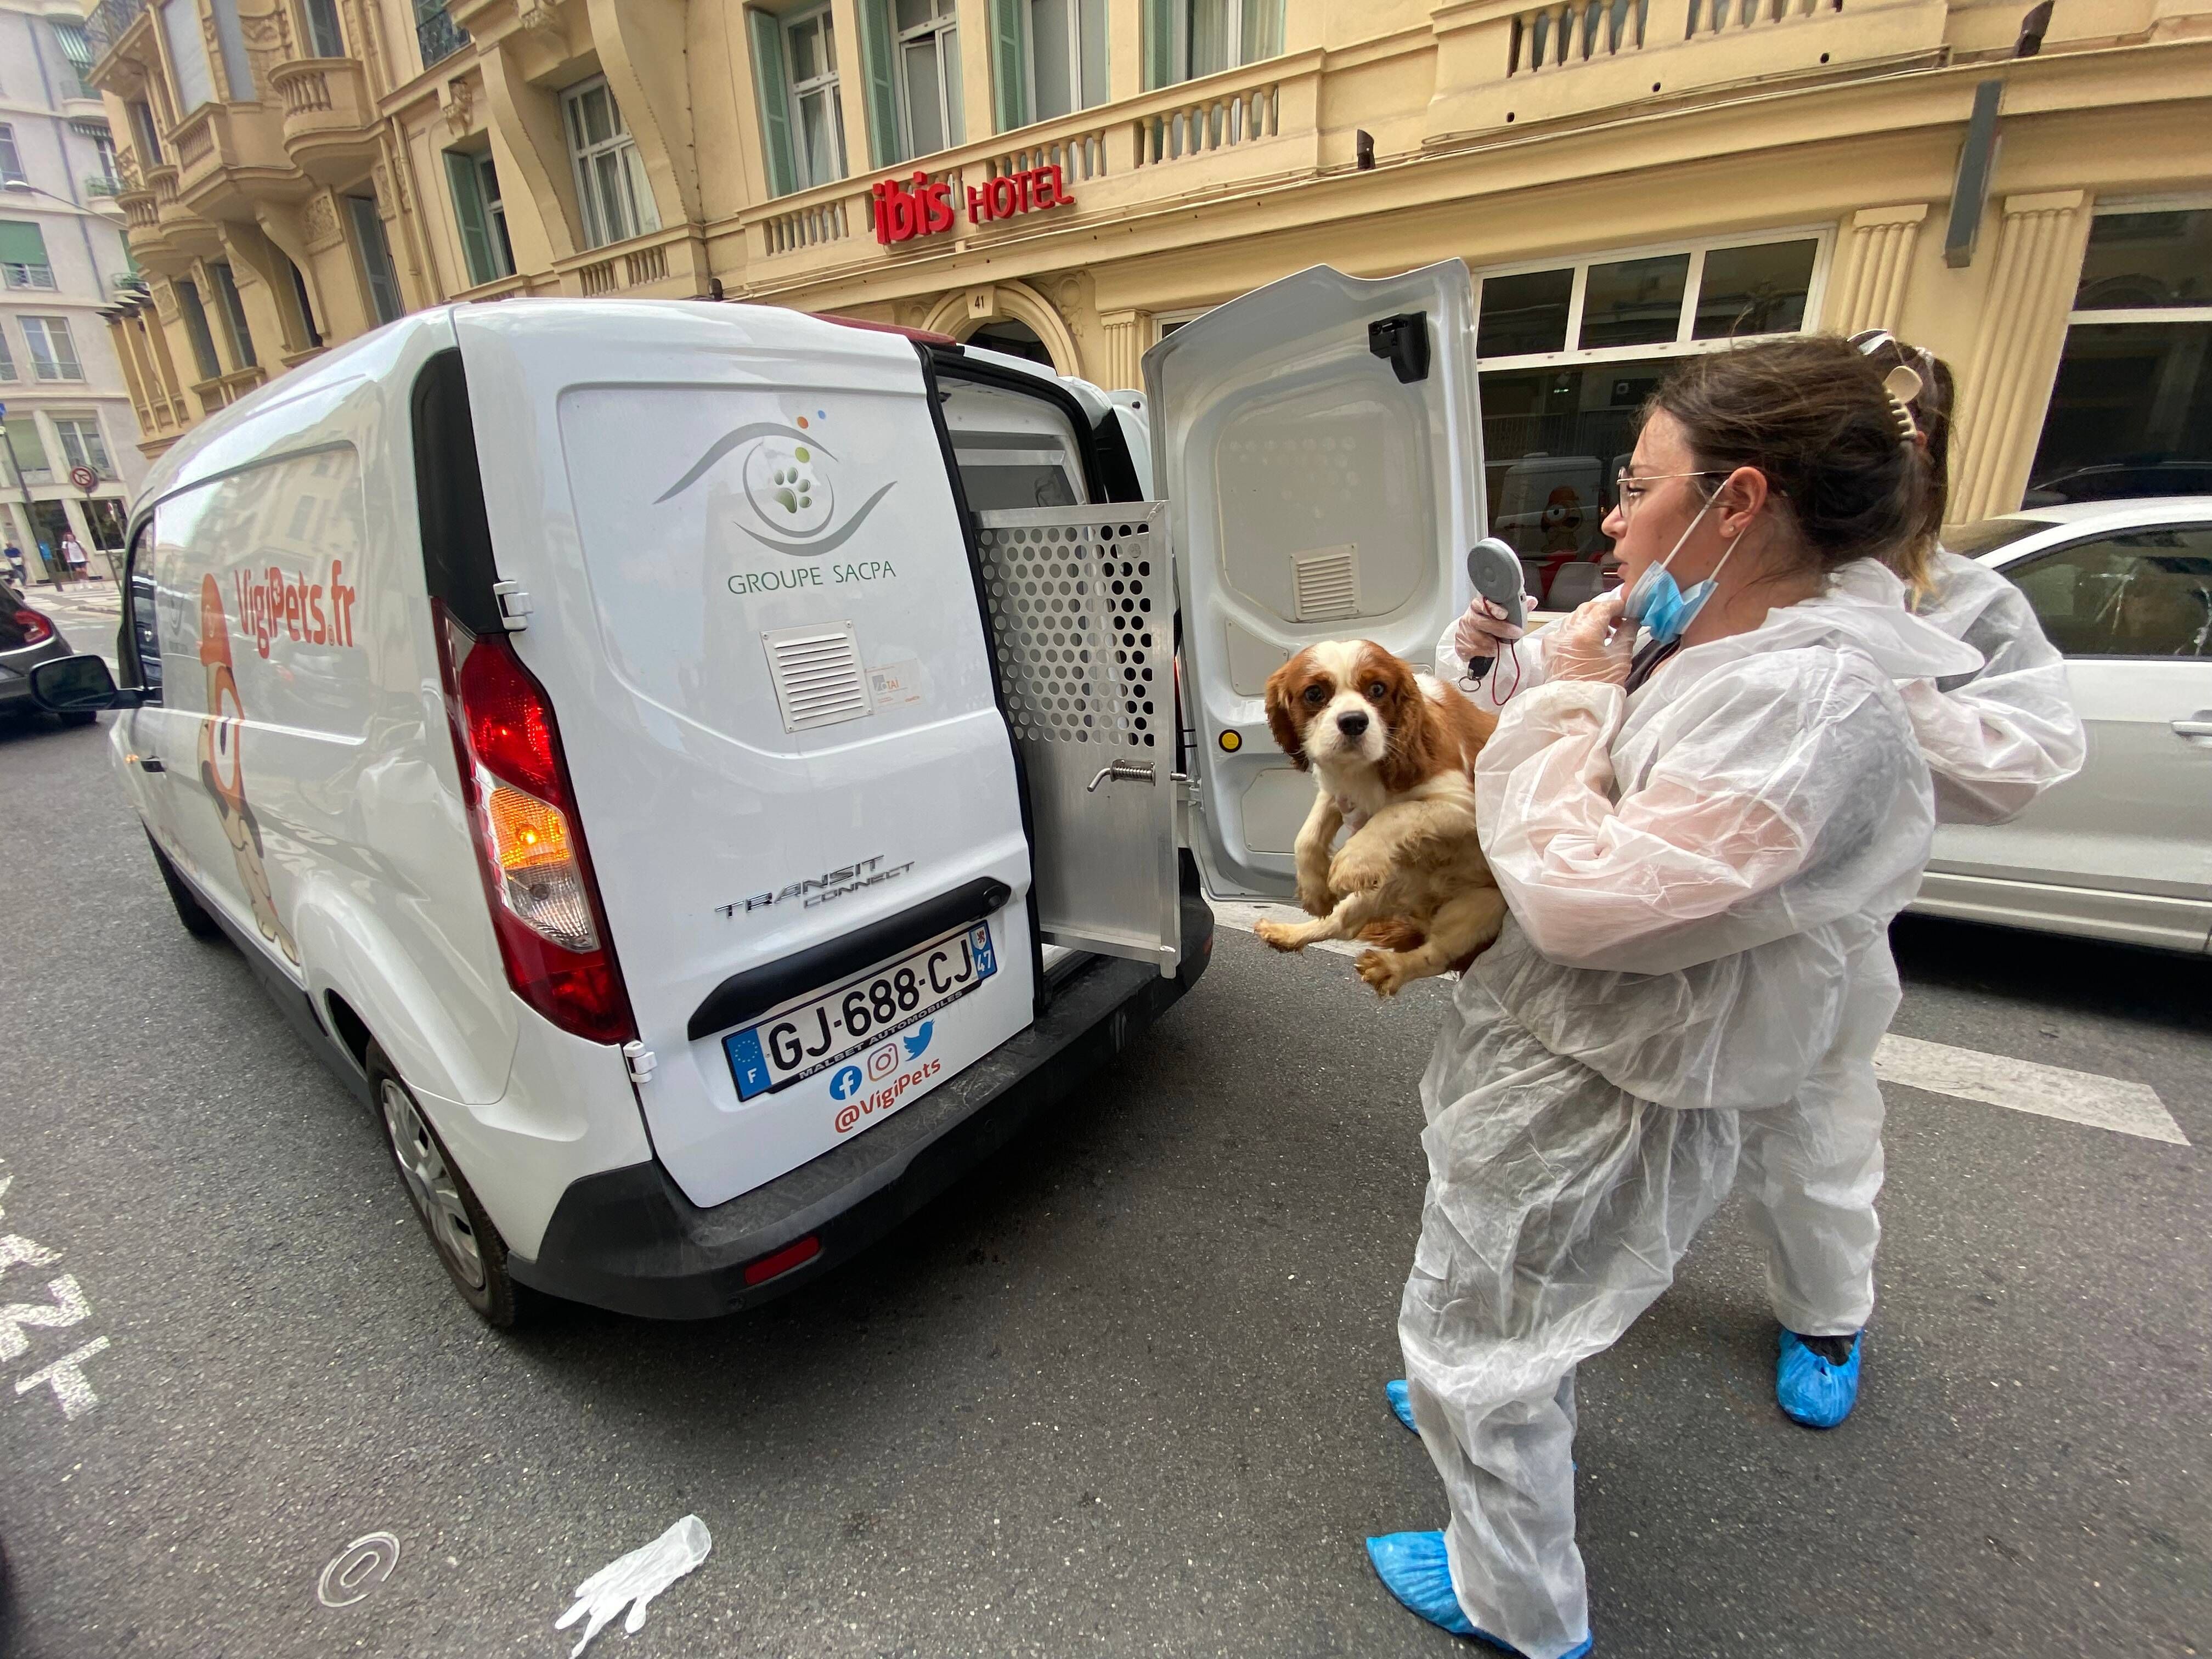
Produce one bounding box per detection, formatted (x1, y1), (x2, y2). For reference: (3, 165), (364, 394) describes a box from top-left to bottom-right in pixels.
(623, 1041), (657, 1084)
(493, 579), (533, 630)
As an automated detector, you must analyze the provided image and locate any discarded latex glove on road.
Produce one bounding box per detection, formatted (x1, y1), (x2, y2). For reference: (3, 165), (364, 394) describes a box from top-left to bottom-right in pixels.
(556, 1514), (713, 1656)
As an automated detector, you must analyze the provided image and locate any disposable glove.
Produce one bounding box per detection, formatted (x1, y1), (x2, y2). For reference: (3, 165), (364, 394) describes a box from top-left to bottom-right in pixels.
(556, 1515), (712, 1656)
(1452, 592), (1534, 661)
(1544, 592), (1634, 685)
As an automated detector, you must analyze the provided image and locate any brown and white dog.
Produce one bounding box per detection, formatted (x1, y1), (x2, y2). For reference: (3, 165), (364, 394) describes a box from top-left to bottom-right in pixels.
(1252, 640), (1506, 996)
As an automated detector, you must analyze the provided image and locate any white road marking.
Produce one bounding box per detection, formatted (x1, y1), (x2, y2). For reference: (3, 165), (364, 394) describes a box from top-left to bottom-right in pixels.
(0, 1274), (92, 1361)
(1874, 1034), (2188, 1146)
(1215, 907), (2190, 1146)
(318, 1533), (402, 1607)
(15, 1337), (110, 1420)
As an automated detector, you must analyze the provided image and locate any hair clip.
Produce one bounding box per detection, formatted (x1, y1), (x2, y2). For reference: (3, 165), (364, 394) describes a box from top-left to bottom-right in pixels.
(1882, 364), (1923, 444)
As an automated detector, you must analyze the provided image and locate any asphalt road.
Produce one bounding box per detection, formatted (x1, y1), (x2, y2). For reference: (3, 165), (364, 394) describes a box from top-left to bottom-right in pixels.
(1, 710), (2206, 1659)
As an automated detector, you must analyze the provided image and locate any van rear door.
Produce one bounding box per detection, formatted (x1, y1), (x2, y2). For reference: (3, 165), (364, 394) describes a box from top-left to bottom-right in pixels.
(1147, 263), (1485, 900)
(452, 302), (1038, 1211)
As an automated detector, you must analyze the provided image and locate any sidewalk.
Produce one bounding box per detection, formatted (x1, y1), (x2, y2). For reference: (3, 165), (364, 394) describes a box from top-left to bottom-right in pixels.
(26, 580), (123, 668)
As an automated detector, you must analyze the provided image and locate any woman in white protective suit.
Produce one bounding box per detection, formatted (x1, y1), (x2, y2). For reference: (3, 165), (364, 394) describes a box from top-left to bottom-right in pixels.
(1363, 335), (1985, 1658)
(1425, 332), (2086, 1438)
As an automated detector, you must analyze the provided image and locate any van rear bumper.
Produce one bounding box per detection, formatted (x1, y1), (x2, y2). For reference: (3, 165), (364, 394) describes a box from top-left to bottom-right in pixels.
(511, 872), (1214, 1319)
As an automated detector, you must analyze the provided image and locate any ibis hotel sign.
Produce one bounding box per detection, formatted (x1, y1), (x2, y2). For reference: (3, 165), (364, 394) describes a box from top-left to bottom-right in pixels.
(870, 163), (1076, 246)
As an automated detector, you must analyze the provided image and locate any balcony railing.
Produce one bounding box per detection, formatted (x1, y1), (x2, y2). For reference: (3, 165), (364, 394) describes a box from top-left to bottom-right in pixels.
(2, 263), (57, 290)
(415, 4), (471, 69)
(86, 174), (122, 198)
(85, 0), (148, 56)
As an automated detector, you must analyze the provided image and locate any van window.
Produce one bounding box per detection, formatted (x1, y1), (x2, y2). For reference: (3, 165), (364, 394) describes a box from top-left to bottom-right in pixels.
(938, 377), (1088, 510)
(123, 522), (161, 691)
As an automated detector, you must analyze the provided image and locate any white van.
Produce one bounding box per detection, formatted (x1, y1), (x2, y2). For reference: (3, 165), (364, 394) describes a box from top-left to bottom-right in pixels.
(36, 261), (1486, 1322)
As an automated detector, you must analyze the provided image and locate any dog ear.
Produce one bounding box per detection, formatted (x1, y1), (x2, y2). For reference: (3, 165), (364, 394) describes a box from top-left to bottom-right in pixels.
(1374, 653), (1443, 794)
(1263, 656), (1309, 772)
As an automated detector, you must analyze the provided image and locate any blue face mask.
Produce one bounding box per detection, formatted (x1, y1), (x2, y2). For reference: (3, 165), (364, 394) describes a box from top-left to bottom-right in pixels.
(1623, 496), (1735, 646)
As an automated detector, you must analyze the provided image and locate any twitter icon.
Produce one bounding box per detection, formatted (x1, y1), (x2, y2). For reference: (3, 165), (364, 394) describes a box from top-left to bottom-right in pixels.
(902, 1022), (933, 1060)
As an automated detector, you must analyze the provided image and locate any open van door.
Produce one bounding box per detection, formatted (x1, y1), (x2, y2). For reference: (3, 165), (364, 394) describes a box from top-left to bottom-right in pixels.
(1146, 263), (1485, 900)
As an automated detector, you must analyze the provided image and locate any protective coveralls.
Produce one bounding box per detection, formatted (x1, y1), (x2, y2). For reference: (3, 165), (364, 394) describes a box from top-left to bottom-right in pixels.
(1406, 561), (1980, 1656)
(1433, 550), (2084, 1353)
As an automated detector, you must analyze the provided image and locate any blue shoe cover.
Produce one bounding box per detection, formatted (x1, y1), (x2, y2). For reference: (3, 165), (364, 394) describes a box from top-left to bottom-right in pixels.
(1386, 1379), (1416, 1432)
(1776, 1329), (1862, 1429)
(1365, 1532), (1476, 1637)
(1364, 1531), (1594, 1656)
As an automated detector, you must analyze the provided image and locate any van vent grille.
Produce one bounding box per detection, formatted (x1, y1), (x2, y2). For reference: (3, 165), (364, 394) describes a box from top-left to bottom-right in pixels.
(1293, 545), (1359, 622)
(762, 623), (872, 733)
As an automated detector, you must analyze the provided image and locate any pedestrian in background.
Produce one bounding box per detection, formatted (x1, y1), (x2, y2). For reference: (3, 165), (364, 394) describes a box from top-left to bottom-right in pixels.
(61, 530), (89, 583)
(3, 539), (23, 586)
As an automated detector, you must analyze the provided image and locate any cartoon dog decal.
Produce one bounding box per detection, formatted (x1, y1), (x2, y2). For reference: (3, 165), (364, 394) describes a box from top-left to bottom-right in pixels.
(197, 573), (298, 964)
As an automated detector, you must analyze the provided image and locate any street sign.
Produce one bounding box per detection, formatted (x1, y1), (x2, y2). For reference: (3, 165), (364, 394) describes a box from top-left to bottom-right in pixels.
(69, 465), (98, 492)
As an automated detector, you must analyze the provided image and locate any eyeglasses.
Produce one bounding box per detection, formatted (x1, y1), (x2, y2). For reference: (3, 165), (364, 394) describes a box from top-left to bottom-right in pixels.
(1613, 469), (1722, 523)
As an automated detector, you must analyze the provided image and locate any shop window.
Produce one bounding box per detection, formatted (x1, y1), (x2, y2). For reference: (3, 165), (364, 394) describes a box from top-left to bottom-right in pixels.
(343, 196), (405, 325)
(52, 415), (115, 479)
(20, 315), (82, 381)
(0, 221), (53, 290)
(302, 0), (346, 58)
(445, 147), (515, 286)
(208, 259), (257, 369)
(1471, 232), (1825, 602)
(1145, 0), (1284, 88)
(1476, 268), (1574, 357)
(0, 125), (24, 184)
(173, 279), (222, 379)
(2025, 207), (2212, 506)
(749, 5), (846, 194)
(991, 0), (1109, 131)
(2007, 528), (2212, 658)
(562, 77), (661, 249)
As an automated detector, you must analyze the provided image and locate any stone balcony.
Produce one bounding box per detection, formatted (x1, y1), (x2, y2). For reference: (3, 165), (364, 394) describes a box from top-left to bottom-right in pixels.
(1424, 0), (1949, 141)
(733, 50), (1324, 294)
(171, 99), (291, 223)
(271, 58), (380, 185)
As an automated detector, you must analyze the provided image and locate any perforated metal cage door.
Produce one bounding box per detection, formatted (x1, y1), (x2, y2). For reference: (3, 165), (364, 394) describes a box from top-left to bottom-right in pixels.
(975, 505), (1180, 974)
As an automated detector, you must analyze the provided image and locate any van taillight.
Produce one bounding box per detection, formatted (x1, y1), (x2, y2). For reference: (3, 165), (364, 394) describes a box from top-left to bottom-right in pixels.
(436, 608), (636, 1045)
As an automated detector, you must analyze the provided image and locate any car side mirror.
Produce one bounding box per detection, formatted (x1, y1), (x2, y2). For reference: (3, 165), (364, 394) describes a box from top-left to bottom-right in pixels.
(29, 653), (148, 713)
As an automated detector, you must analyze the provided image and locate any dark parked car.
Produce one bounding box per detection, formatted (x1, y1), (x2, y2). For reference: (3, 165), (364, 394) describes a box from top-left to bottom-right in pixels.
(2023, 459), (2212, 506)
(0, 580), (91, 724)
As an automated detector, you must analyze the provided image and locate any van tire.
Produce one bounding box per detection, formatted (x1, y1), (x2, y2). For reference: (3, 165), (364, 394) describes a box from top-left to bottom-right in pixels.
(368, 1043), (522, 1327)
(145, 830), (223, 941)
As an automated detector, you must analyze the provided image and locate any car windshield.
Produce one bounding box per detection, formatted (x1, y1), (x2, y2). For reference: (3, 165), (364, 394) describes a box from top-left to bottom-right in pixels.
(1946, 518), (2051, 558)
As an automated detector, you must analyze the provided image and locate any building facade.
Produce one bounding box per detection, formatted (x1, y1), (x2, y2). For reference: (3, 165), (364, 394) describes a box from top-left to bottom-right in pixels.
(85, 0), (2212, 546)
(0, 1), (144, 583)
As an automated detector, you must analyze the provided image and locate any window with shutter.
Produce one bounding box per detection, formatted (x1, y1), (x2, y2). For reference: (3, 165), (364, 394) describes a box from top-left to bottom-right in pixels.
(747, 9), (800, 195)
(0, 222), (52, 290)
(447, 149), (499, 285)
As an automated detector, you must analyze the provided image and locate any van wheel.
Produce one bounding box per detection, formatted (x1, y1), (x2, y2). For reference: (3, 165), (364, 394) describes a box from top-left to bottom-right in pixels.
(145, 829), (222, 941)
(368, 1044), (521, 1327)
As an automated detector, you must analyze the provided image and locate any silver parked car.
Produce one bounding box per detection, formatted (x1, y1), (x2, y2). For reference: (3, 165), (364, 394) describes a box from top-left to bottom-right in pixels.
(1915, 498), (2212, 953)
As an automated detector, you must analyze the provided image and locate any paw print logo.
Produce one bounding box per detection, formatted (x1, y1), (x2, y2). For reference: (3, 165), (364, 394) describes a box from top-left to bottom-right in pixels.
(741, 436), (835, 539)
(772, 457), (815, 517)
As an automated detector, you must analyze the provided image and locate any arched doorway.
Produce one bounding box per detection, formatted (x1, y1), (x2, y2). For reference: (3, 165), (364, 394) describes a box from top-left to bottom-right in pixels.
(964, 318), (1053, 368)
(921, 281), (1084, 378)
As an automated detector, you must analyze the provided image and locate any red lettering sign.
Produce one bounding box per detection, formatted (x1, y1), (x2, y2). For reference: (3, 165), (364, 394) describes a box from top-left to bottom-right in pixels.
(874, 163), (1074, 246)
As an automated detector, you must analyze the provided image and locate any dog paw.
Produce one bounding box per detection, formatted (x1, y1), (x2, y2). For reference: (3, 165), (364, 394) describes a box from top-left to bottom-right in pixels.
(1355, 949), (1408, 997)
(1329, 843), (1390, 895)
(1254, 919), (1305, 953)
